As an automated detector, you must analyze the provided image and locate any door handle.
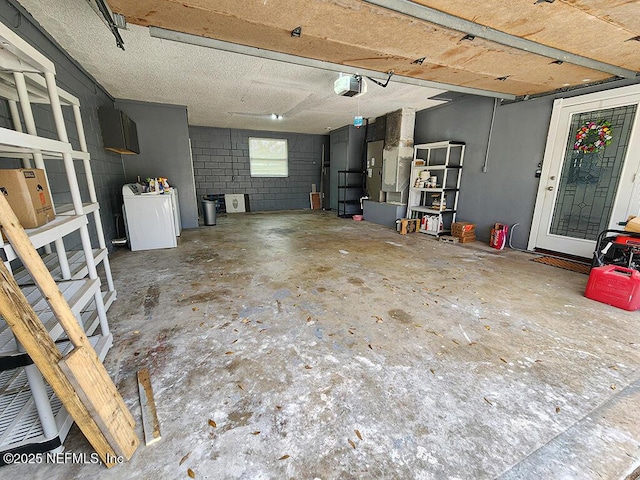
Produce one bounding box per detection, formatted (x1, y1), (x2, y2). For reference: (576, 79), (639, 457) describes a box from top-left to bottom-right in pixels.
(546, 186), (554, 191)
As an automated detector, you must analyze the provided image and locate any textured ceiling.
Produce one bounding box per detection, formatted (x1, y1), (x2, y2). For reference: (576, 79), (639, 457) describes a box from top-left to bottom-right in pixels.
(16, 0), (449, 134)
(17, 0), (640, 134)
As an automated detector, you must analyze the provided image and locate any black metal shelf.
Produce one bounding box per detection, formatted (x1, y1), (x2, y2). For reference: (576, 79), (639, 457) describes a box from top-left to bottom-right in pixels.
(337, 170), (364, 218)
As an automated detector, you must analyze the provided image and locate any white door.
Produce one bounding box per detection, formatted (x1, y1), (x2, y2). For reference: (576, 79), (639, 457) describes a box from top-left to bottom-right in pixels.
(529, 85), (640, 258)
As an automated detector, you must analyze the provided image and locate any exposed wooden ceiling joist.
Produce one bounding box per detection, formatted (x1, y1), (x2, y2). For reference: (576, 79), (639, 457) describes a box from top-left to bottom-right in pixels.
(107, 0), (638, 97)
(365, 0), (636, 79)
(149, 27), (518, 99)
(413, 0), (640, 71)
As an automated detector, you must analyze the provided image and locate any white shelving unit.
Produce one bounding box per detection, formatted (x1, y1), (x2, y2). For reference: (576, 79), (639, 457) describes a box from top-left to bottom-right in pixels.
(406, 141), (465, 236)
(0, 21), (116, 460)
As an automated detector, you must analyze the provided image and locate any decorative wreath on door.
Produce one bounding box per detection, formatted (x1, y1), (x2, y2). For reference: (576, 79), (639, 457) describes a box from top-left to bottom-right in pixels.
(573, 120), (613, 153)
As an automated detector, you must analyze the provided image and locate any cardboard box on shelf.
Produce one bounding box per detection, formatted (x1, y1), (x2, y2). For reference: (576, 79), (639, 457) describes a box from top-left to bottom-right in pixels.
(0, 169), (54, 228)
(451, 221), (476, 238)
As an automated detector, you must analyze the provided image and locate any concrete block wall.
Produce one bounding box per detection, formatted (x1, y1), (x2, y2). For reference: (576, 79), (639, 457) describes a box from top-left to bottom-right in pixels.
(189, 126), (328, 212)
(0, 2), (126, 250)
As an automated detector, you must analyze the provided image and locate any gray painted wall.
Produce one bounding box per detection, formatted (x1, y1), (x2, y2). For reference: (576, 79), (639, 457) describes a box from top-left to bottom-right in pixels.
(414, 78), (640, 248)
(189, 126), (327, 212)
(415, 96), (550, 247)
(116, 100), (198, 229)
(0, 1), (126, 250)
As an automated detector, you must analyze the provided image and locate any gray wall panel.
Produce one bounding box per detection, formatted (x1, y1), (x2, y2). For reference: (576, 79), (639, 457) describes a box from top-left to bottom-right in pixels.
(414, 78), (639, 248)
(116, 100), (199, 229)
(415, 96), (550, 246)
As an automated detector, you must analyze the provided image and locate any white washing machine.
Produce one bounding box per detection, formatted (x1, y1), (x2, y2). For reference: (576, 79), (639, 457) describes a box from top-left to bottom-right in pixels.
(122, 183), (179, 251)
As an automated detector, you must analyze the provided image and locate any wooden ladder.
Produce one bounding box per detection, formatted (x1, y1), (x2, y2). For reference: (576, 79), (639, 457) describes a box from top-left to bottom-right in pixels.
(0, 194), (138, 467)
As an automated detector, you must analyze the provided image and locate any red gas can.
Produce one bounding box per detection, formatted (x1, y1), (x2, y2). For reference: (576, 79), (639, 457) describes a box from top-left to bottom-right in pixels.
(585, 265), (640, 311)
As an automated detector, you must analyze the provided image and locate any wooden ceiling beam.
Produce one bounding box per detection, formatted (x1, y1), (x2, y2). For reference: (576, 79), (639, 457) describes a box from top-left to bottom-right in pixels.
(412, 0), (640, 71)
(149, 27), (516, 99)
(363, 0), (637, 79)
(109, 0), (622, 96)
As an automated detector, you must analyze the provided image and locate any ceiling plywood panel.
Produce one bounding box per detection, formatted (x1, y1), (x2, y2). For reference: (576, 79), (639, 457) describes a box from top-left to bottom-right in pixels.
(108, 0), (614, 96)
(413, 0), (640, 71)
(17, 0), (453, 134)
(563, 0), (640, 34)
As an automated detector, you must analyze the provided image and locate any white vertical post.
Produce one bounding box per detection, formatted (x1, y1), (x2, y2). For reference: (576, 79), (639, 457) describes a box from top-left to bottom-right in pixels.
(23, 365), (59, 440)
(7, 99), (32, 168)
(8, 100), (22, 133)
(17, 341), (58, 441)
(72, 105), (115, 293)
(13, 73), (54, 201)
(71, 105), (87, 152)
(13, 73), (67, 268)
(44, 72), (109, 336)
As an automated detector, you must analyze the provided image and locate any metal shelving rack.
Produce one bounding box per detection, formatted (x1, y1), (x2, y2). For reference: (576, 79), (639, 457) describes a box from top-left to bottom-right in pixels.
(0, 21), (115, 460)
(406, 141), (465, 236)
(337, 170), (364, 218)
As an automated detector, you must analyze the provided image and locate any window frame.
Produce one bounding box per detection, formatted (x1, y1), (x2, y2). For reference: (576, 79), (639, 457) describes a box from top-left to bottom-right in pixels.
(248, 137), (289, 178)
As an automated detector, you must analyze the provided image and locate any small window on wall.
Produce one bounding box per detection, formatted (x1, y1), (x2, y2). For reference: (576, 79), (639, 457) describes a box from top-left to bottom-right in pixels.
(249, 138), (288, 177)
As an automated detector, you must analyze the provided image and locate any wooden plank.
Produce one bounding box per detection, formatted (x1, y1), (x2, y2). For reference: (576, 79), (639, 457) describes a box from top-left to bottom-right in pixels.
(110, 0), (614, 96)
(0, 193), (138, 465)
(413, 0), (640, 71)
(0, 194), (87, 346)
(0, 261), (117, 466)
(60, 347), (139, 458)
(137, 368), (162, 446)
(310, 192), (321, 210)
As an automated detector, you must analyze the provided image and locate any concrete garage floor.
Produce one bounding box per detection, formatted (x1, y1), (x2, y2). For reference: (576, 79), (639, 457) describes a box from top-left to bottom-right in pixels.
(5, 210), (640, 479)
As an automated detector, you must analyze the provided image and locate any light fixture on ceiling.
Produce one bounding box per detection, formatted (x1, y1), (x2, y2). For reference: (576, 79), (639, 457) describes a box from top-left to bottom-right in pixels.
(271, 113), (283, 120)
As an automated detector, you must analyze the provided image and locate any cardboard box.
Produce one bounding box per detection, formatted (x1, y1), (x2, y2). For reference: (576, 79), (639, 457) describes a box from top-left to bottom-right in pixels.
(397, 218), (420, 235)
(458, 235), (477, 243)
(451, 221), (476, 238)
(625, 215), (640, 233)
(0, 169), (54, 228)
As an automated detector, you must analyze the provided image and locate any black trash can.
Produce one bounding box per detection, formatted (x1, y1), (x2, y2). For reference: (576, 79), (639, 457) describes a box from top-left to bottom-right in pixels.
(202, 199), (217, 226)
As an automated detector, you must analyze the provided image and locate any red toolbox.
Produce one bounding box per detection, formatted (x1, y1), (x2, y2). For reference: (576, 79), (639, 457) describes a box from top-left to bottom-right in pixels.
(585, 265), (640, 311)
